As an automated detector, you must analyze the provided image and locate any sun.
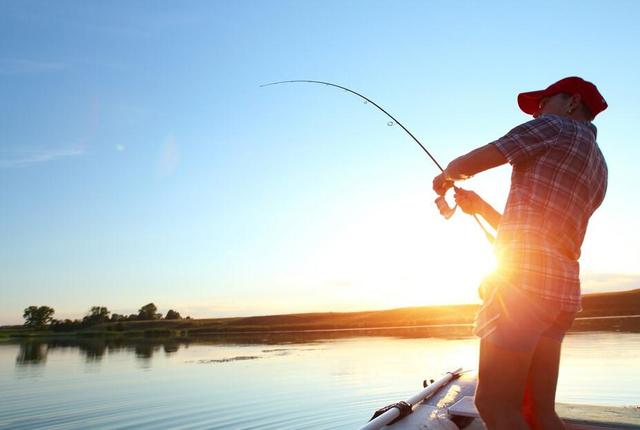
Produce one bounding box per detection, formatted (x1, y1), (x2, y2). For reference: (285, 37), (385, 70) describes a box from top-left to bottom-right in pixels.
(294, 191), (497, 311)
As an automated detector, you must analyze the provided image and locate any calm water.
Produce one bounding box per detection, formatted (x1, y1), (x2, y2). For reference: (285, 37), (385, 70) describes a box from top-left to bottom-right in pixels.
(0, 331), (638, 429)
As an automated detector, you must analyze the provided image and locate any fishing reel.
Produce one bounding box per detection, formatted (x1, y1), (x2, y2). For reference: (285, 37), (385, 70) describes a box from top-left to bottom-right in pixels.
(434, 193), (457, 220)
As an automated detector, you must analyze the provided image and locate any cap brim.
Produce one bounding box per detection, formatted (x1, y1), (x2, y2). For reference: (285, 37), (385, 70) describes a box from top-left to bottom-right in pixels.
(517, 90), (546, 115)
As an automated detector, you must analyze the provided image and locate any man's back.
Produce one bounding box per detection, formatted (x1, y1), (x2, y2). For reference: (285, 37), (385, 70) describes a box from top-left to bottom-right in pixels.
(491, 114), (608, 310)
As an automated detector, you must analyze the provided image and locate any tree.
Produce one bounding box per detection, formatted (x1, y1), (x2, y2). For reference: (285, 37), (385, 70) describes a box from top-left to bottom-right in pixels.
(138, 303), (160, 320)
(23, 306), (55, 329)
(83, 306), (110, 325)
(50, 318), (82, 332)
(165, 309), (181, 320)
(110, 313), (125, 322)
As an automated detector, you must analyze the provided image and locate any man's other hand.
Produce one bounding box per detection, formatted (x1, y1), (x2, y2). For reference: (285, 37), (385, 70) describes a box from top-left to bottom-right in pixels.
(454, 188), (484, 215)
(432, 173), (454, 196)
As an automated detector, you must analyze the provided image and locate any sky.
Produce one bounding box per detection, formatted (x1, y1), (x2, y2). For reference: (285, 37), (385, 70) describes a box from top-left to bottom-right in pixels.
(1, 1), (639, 325)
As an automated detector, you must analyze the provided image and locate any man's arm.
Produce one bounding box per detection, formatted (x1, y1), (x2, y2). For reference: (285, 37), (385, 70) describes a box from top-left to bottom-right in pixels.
(445, 143), (508, 180)
(432, 143), (508, 195)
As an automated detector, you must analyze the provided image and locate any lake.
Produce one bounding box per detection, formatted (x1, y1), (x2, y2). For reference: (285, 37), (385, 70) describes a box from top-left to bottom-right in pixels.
(0, 331), (638, 429)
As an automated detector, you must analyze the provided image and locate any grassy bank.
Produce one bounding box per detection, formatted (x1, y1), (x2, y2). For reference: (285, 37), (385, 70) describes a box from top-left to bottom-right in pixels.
(2, 289), (639, 340)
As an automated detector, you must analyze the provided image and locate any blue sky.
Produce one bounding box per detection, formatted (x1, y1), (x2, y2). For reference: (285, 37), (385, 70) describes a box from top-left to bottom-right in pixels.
(1, 1), (639, 324)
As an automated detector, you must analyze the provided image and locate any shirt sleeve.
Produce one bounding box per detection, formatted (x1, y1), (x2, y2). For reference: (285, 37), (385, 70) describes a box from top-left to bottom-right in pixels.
(491, 116), (563, 165)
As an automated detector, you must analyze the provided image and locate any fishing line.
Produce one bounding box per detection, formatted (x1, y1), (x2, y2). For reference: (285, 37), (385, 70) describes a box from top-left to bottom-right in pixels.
(260, 79), (495, 244)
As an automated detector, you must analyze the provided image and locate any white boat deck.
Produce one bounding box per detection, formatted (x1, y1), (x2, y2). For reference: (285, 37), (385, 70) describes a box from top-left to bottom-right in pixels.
(373, 372), (640, 430)
(449, 396), (640, 429)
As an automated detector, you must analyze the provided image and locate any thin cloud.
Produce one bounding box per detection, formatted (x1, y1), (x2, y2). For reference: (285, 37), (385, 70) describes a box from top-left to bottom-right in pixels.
(0, 58), (67, 74)
(156, 137), (180, 177)
(0, 146), (85, 168)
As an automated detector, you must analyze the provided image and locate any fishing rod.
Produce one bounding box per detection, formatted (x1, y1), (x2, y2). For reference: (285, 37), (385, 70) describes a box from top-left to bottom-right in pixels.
(260, 79), (495, 244)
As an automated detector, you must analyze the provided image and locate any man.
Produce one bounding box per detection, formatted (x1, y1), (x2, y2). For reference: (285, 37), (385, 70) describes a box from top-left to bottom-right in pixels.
(432, 77), (608, 430)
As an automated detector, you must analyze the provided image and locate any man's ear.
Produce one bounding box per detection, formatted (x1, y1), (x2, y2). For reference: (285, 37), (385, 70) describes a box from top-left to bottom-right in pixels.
(568, 94), (583, 112)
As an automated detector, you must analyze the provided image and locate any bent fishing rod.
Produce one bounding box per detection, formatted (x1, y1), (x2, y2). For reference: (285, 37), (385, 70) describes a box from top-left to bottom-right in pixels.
(260, 79), (495, 244)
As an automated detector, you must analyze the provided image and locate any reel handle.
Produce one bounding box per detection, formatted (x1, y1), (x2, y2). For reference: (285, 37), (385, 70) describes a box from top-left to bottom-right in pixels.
(434, 193), (457, 220)
(434, 188), (496, 244)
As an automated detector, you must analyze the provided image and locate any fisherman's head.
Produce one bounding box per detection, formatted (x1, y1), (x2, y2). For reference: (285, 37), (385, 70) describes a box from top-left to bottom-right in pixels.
(517, 76), (607, 121)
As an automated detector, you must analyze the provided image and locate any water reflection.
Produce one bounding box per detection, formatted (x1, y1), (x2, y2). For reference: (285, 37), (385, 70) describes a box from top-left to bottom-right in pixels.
(12, 338), (187, 368)
(84, 341), (107, 361)
(9, 320), (638, 370)
(163, 343), (179, 354)
(15, 341), (48, 366)
(9, 327), (477, 368)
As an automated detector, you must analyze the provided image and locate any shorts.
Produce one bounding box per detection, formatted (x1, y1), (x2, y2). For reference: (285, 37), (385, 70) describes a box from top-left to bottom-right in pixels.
(473, 276), (576, 352)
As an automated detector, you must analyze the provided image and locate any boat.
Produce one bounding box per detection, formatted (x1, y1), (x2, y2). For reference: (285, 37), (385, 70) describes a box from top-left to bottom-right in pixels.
(359, 369), (640, 430)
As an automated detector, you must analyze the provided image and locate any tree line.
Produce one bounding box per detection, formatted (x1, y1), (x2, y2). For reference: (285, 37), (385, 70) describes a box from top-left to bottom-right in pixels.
(22, 303), (189, 331)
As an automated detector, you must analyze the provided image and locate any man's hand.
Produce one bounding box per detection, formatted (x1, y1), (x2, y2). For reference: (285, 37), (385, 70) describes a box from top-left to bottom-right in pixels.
(432, 172), (454, 196)
(454, 188), (485, 215)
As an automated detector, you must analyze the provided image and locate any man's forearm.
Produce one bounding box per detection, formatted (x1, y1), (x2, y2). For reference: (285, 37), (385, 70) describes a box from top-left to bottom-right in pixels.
(444, 143), (507, 181)
(479, 199), (502, 231)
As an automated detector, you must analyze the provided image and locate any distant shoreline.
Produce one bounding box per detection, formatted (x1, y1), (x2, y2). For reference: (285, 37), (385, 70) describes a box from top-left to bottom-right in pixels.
(2, 289), (639, 340)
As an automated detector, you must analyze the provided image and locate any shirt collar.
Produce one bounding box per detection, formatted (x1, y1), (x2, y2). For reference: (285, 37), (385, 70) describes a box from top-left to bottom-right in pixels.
(539, 114), (598, 139)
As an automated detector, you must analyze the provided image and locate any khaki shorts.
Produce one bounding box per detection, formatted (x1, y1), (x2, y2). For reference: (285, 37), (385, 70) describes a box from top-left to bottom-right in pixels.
(473, 276), (576, 352)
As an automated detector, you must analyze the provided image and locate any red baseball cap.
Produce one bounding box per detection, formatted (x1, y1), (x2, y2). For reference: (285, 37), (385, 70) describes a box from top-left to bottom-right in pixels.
(517, 76), (608, 118)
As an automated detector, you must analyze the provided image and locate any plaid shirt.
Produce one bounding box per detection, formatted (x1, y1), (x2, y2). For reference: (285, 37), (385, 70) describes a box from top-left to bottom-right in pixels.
(490, 114), (608, 310)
